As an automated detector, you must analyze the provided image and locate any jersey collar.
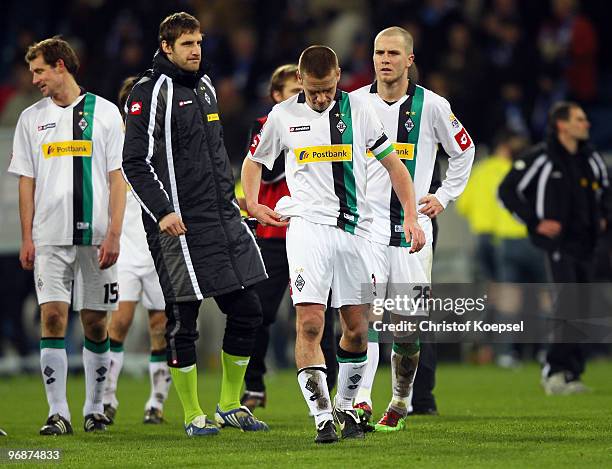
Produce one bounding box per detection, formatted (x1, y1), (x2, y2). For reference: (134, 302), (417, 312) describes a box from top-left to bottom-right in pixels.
(369, 80), (415, 96)
(297, 88), (343, 104)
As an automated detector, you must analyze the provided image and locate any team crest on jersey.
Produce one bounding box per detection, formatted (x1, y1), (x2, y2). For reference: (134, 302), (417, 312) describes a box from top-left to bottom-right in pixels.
(294, 274), (306, 292)
(336, 120), (347, 134)
(405, 117), (414, 133)
(78, 118), (88, 131)
(37, 123), (56, 131)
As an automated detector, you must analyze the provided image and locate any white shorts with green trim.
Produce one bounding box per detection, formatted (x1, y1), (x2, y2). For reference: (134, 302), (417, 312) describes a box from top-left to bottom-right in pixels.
(370, 243), (432, 316)
(34, 245), (118, 312)
(286, 217), (375, 308)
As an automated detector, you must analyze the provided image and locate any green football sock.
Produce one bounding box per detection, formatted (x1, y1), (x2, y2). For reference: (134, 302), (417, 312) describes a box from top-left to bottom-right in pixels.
(169, 365), (203, 425)
(218, 350), (250, 411)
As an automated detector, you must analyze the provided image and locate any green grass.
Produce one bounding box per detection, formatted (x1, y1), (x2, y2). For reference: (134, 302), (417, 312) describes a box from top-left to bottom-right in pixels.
(1, 361), (612, 468)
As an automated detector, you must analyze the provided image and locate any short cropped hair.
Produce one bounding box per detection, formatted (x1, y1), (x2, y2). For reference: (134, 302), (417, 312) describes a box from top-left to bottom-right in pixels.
(118, 76), (139, 119)
(269, 64), (298, 100)
(547, 101), (581, 136)
(298, 46), (338, 78)
(159, 12), (200, 47)
(25, 37), (80, 76)
(375, 26), (414, 54)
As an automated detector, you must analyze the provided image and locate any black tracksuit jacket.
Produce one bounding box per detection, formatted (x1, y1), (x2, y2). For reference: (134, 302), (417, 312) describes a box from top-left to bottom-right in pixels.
(122, 52), (267, 302)
(499, 137), (610, 258)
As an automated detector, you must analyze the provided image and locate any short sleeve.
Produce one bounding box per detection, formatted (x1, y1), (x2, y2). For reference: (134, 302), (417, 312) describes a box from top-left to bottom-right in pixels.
(8, 113), (35, 178)
(247, 107), (285, 171)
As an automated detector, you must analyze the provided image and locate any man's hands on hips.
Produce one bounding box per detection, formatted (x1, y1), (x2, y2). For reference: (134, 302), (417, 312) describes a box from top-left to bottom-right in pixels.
(20, 239), (35, 270)
(247, 202), (288, 227)
(99, 233), (120, 269)
(159, 212), (187, 237)
(403, 219), (426, 253)
(418, 194), (444, 218)
(536, 219), (562, 238)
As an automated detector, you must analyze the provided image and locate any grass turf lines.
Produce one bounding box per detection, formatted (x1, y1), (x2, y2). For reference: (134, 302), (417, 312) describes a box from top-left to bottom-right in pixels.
(1, 361), (611, 468)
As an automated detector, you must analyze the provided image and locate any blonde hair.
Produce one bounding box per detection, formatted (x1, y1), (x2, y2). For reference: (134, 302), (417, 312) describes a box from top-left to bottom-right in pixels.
(375, 27), (414, 54)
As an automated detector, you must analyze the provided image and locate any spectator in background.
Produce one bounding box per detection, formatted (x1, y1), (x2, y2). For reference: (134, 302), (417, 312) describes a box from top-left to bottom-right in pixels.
(437, 22), (485, 140)
(339, 33), (374, 92)
(102, 40), (145, 99)
(481, 0), (529, 88)
(486, 81), (531, 143)
(417, 0), (461, 72)
(0, 62), (40, 126)
(537, 0), (598, 102)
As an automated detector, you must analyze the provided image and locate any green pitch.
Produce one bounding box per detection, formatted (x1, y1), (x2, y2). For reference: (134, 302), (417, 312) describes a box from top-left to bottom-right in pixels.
(1, 361), (611, 468)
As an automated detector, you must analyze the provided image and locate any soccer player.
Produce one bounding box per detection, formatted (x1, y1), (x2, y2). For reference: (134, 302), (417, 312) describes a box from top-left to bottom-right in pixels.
(240, 65), (338, 412)
(122, 12), (268, 437)
(102, 77), (170, 425)
(9, 37), (126, 434)
(240, 64), (300, 409)
(242, 45), (425, 443)
(351, 27), (475, 431)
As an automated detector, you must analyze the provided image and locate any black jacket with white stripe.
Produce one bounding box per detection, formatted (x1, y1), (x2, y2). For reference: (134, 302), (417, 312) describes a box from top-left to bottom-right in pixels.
(499, 137), (610, 256)
(122, 52), (267, 301)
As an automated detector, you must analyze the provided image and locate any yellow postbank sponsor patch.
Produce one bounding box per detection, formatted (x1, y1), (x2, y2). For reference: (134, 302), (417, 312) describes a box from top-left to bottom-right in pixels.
(294, 144), (352, 164)
(42, 141), (92, 159)
(207, 113), (220, 122)
(367, 142), (414, 159)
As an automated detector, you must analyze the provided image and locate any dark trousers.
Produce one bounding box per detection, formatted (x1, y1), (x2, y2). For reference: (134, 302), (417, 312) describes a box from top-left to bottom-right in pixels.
(0, 254), (34, 357)
(412, 340), (437, 410)
(245, 239), (336, 392)
(165, 287), (262, 367)
(546, 250), (593, 381)
(411, 219), (438, 410)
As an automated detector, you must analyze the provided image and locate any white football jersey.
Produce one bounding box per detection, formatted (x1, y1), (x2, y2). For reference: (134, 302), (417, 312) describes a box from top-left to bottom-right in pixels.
(8, 92), (123, 247)
(118, 188), (155, 269)
(247, 90), (393, 238)
(352, 82), (475, 246)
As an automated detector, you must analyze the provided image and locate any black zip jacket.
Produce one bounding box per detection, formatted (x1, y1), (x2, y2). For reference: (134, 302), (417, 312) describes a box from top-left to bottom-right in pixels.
(122, 52), (267, 301)
(498, 137), (610, 257)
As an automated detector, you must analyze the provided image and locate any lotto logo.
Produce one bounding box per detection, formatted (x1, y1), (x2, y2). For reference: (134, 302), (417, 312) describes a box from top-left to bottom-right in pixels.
(129, 101), (142, 115)
(454, 128), (472, 151)
(249, 132), (261, 156)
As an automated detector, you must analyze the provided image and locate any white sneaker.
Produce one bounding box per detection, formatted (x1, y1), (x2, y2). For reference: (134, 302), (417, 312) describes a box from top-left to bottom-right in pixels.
(564, 380), (591, 394)
(543, 372), (569, 395)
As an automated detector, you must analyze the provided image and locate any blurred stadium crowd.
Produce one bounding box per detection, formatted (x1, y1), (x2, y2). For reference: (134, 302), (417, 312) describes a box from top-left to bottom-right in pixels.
(1, 0), (611, 159)
(1, 0), (611, 371)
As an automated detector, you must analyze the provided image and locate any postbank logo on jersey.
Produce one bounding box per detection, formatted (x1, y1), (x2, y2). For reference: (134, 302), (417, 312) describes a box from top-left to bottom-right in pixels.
(367, 143), (414, 159)
(294, 144), (352, 164)
(42, 141), (92, 159)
